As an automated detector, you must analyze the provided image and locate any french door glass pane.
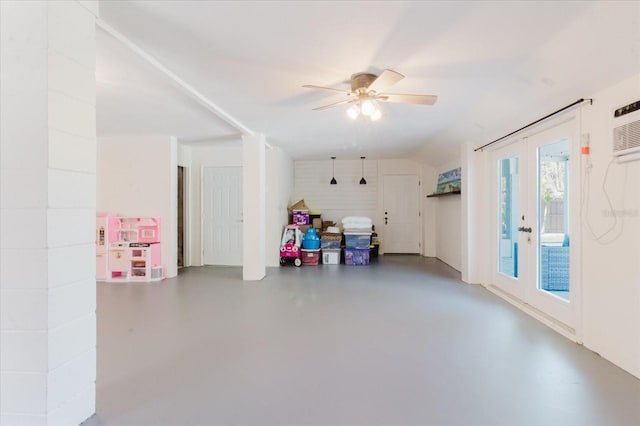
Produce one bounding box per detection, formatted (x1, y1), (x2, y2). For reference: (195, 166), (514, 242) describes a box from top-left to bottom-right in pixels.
(538, 140), (570, 300)
(499, 157), (519, 278)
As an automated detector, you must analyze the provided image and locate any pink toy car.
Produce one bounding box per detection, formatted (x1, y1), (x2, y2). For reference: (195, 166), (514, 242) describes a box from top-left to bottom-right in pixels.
(280, 224), (302, 266)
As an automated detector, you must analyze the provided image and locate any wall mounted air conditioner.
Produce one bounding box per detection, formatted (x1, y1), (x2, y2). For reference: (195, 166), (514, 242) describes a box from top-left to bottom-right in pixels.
(612, 99), (640, 162)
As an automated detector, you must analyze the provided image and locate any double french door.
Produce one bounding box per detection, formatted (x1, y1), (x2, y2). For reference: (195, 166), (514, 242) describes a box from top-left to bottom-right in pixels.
(491, 117), (579, 331)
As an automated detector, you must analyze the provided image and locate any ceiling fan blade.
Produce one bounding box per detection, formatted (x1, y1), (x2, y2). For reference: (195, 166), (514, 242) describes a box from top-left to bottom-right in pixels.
(312, 99), (355, 111)
(302, 84), (351, 95)
(366, 69), (404, 94)
(377, 93), (438, 105)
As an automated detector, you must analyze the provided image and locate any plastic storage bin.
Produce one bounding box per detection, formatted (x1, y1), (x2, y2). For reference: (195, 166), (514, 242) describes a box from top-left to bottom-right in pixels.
(301, 248), (320, 265)
(344, 233), (371, 249)
(322, 249), (340, 265)
(344, 248), (370, 265)
(321, 240), (341, 249)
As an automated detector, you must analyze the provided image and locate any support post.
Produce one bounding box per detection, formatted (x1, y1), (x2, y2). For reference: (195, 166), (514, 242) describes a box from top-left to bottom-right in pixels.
(242, 134), (266, 280)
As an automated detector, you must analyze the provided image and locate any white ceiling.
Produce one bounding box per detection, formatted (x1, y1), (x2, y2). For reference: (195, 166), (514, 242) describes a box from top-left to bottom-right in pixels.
(96, 1), (640, 165)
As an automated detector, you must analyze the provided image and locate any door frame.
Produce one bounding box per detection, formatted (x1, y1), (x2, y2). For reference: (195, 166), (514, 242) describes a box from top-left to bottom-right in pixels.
(487, 113), (583, 342)
(177, 165), (189, 268)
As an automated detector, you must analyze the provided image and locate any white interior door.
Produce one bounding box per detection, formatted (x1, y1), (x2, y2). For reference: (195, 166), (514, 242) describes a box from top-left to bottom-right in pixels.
(491, 117), (579, 331)
(382, 175), (421, 253)
(203, 167), (243, 266)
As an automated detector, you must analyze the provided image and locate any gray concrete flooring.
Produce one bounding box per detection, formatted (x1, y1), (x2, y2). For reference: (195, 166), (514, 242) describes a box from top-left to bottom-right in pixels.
(84, 256), (640, 426)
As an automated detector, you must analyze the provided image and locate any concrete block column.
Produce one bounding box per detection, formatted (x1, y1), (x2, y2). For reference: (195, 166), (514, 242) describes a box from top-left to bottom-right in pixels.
(0, 1), (98, 425)
(242, 134), (266, 280)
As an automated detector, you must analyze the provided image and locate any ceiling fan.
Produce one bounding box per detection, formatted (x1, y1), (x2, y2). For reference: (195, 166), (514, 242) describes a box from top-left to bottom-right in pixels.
(303, 69), (437, 121)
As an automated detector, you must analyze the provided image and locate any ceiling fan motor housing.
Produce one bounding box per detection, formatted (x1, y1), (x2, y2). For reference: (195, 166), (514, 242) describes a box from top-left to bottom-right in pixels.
(351, 73), (378, 93)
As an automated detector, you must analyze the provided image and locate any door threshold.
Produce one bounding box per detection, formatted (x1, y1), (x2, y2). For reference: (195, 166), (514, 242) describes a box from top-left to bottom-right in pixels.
(485, 284), (579, 343)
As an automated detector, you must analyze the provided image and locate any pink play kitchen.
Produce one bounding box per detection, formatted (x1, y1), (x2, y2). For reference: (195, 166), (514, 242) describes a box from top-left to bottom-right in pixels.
(96, 214), (164, 282)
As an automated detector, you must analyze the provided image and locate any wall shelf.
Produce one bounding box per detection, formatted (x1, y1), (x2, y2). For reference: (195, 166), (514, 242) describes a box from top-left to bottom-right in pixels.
(426, 190), (461, 198)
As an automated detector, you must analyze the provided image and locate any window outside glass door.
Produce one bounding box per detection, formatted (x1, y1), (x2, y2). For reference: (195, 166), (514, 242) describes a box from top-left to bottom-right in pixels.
(537, 140), (570, 301)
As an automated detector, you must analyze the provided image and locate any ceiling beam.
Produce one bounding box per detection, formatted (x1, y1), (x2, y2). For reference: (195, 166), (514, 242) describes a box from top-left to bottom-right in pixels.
(96, 19), (255, 137)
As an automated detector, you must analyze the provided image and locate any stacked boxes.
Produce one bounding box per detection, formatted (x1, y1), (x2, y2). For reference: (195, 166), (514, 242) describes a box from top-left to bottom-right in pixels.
(321, 230), (342, 265)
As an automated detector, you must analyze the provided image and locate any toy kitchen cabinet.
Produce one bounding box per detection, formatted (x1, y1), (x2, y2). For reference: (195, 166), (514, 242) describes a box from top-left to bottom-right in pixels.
(96, 214), (164, 282)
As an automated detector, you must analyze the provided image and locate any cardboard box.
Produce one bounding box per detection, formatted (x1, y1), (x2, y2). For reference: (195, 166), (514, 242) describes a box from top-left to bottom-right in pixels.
(298, 224), (312, 234)
(288, 199), (309, 214)
(322, 220), (336, 230)
(292, 210), (309, 225)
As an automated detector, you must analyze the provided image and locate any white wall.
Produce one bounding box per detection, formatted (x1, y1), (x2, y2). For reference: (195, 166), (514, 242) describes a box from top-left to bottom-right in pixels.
(266, 146), (294, 267)
(579, 74), (640, 378)
(97, 135), (178, 278)
(1, 1), (98, 424)
(433, 160), (462, 271)
(461, 141), (489, 284)
(294, 159), (378, 224)
(421, 163), (437, 257)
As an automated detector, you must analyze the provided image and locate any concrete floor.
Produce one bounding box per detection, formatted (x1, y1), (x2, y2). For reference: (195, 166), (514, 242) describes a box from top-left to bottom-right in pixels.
(84, 256), (640, 426)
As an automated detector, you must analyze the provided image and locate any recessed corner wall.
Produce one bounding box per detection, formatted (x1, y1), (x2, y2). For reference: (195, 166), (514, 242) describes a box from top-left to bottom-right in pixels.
(266, 147), (294, 267)
(432, 160), (462, 271)
(97, 135), (178, 278)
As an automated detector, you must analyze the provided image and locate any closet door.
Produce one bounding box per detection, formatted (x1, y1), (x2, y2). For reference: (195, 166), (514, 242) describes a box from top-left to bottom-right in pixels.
(203, 167), (243, 266)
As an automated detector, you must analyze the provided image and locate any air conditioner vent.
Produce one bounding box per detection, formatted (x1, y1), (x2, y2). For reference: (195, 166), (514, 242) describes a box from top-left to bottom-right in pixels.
(613, 120), (640, 152)
(612, 99), (640, 158)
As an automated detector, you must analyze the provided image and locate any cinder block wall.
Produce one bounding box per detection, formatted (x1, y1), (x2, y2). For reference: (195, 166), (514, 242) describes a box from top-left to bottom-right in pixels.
(0, 1), (98, 424)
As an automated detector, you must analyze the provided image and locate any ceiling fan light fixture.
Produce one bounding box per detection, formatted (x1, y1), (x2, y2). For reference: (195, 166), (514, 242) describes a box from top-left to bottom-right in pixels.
(304, 69), (438, 120)
(361, 99), (376, 116)
(347, 104), (360, 120)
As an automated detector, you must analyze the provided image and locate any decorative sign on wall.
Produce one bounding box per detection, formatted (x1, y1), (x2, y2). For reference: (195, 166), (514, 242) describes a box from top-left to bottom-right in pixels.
(436, 167), (461, 194)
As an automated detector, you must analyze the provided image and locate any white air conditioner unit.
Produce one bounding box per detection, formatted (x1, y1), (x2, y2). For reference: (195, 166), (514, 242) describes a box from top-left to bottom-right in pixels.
(612, 99), (640, 162)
